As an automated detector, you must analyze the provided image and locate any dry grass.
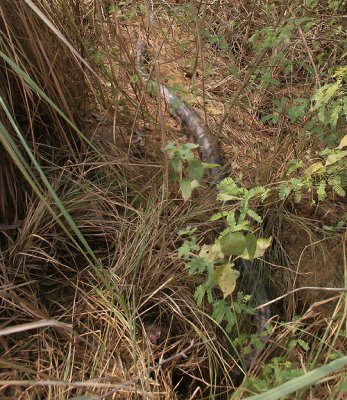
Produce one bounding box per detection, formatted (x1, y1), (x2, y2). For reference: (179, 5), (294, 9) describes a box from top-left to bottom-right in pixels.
(0, 1), (346, 399)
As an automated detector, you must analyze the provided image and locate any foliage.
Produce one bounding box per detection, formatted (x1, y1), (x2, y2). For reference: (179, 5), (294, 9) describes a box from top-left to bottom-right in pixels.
(278, 135), (347, 203)
(178, 178), (272, 333)
(164, 142), (218, 201)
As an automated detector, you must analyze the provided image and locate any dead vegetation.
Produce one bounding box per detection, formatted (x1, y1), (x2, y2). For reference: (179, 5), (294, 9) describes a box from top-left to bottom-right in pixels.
(0, 1), (346, 399)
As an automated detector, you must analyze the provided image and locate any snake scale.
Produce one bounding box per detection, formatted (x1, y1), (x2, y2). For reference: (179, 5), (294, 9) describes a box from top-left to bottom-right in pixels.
(136, 39), (272, 376)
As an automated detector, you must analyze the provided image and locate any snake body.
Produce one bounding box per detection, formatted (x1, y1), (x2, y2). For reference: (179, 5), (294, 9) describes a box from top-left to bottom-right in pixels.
(136, 40), (224, 181)
(136, 39), (272, 375)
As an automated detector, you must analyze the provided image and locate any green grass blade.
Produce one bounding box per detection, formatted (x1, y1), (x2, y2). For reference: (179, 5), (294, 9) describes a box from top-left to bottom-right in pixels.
(0, 97), (129, 316)
(0, 49), (103, 157)
(244, 355), (347, 400)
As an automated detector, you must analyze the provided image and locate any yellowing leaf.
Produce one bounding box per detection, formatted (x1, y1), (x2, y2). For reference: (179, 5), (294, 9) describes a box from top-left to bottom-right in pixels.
(304, 162), (324, 176)
(337, 135), (347, 149)
(180, 179), (199, 201)
(254, 237), (272, 258)
(190, 179), (200, 190)
(214, 263), (237, 298)
(325, 150), (347, 166)
(199, 242), (223, 263)
(220, 232), (246, 256)
(241, 237), (272, 260)
(180, 179), (191, 201)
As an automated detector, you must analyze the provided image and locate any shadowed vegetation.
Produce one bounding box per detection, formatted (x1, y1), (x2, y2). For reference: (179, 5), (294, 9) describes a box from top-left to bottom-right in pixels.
(0, 1), (346, 399)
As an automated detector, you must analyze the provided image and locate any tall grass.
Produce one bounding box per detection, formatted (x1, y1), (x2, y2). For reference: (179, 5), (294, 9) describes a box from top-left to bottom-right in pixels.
(0, 1), (346, 399)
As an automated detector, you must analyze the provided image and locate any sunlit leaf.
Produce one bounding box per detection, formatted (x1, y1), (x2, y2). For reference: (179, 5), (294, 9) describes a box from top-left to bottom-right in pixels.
(214, 263), (237, 298)
(190, 179), (200, 190)
(304, 162), (324, 176)
(337, 134), (347, 149)
(325, 150), (347, 166)
(200, 242), (223, 263)
(202, 162), (220, 169)
(254, 237), (272, 258)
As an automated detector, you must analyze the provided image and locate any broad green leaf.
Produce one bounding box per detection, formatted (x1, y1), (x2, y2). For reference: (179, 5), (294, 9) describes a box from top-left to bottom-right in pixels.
(220, 232), (246, 256)
(244, 355), (347, 400)
(304, 162), (324, 176)
(337, 134), (347, 149)
(163, 142), (176, 158)
(181, 143), (199, 150)
(214, 263), (237, 298)
(180, 179), (192, 201)
(188, 159), (204, 181)
(245, 233), (257, 260)
(170, 158), (182, 173)
(325, 150), (347, 166)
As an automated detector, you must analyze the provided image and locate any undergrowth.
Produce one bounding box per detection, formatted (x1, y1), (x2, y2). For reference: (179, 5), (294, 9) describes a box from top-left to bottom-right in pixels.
(0, 1), (346, 400)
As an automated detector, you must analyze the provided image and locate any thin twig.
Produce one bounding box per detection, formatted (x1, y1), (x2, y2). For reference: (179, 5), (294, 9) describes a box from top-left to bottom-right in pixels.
(218, 1), (290, 132)
(0, 319), (72, 337)
(92, 337), (215, 400)
(256, 287), (347, 310)
(289, 7), (321, 87)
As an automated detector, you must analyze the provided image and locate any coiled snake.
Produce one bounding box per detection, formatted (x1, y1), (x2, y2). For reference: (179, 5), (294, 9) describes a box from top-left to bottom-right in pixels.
(136, 39), (272, 376)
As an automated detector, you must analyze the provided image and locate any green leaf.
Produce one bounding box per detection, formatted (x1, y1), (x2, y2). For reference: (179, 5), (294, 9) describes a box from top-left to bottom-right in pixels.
(212, 299), (227, 323)
(210, 211), (229, 221)
(214, 263), (237, 298)
(245, 233), (257, 260)
(180, 179), (192, 201)
(187, 159), (204, 181)
(220, 232), (246, 256)
(163, 142), (176, 158)
(178, 226), (197, 236)
(194, 284), (206, 306)
(297, 339), (310, 351)
(170, 158), (182, 173)
(247, 208), (262, 223)
(316, 180), (327, 201)
(190, 179), (200, 190)
(181, 143), (200, 150)
(244, 355), (347, 400)
(178, 239), (199, 259)
(202, 162), (220, 169)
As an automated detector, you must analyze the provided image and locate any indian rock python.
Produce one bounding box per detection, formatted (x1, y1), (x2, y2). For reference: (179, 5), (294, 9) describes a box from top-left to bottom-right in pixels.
(136, 39), (272, 376)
